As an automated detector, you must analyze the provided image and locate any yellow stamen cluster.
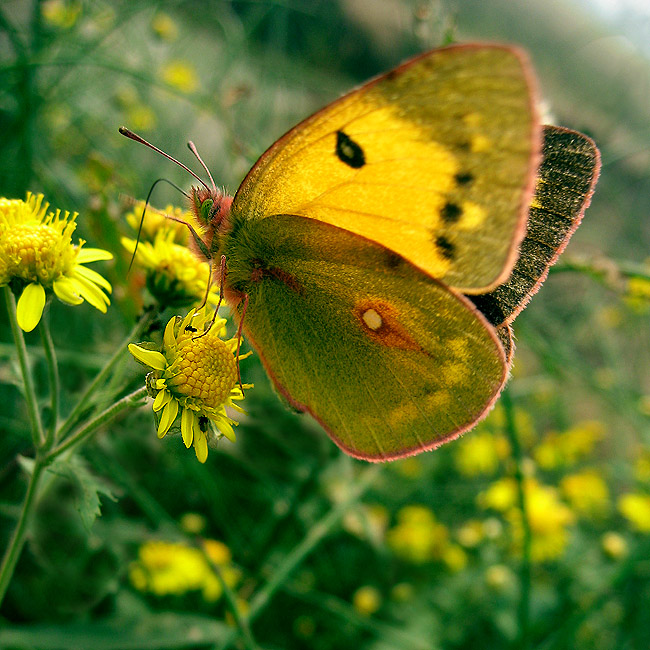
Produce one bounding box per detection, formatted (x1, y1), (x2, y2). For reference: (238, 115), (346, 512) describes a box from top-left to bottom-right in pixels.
(128, 308), (252, 463)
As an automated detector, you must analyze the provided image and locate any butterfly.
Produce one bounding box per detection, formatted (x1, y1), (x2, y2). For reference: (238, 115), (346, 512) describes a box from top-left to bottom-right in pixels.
(122, 43), (600, 461)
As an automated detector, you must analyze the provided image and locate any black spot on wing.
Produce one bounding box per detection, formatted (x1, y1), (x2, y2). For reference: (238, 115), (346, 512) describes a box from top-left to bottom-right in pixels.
(435, 235), (455, 260)
(336, 130), (365, 169)
(441, 202), (462, 224)
(455, 172), (474, 185)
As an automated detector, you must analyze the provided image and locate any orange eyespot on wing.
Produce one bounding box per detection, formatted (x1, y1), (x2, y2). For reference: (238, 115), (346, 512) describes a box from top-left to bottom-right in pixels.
(354, 299), (423, 351)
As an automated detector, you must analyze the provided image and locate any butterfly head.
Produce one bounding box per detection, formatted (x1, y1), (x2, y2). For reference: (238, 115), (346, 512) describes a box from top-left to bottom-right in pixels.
(190, 185), (233, 232)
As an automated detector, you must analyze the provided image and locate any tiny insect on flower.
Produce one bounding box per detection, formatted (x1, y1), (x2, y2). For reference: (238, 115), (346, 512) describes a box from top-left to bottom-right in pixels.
(0, 192), (113, 332)
(128, 307), (252, 463)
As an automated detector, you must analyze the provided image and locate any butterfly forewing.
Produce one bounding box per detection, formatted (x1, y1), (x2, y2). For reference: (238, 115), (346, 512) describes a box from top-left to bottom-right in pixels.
(231, 44), (541, 293)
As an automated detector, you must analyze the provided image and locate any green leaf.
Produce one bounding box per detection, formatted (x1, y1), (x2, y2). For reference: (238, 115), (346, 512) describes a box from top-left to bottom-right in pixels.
(48, 455), (118, 530)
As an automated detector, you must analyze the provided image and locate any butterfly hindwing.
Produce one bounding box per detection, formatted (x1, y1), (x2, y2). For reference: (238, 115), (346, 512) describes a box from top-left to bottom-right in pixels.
(226, 214), (507, 460)
(469, 126), (601, 327)
(231, 44), (541, 293)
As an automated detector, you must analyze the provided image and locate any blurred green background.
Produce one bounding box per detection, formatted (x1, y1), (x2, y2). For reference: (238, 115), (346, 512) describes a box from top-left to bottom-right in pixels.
(2, 0), (650, 649)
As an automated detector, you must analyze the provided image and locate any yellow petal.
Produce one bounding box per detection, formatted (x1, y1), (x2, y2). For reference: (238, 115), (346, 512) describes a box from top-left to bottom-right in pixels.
(16, 283), (46, 332)
(128, 344), (167, 370)
(68, 273), (110, 312)
(158, 397), (178, 438)
(194, 430), (208, 463)
(76, 247), (113, 263)
(153, 388), (172, 412)
(217, 417), (236, 443)
(74, 264), (112, 292)
(181, 407), (194, 448)
(163, 316), (177, 349)
(52, 277), (84, 305)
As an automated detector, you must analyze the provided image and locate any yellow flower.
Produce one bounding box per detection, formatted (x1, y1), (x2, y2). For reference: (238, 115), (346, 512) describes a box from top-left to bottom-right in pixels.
(0, 193), (112, 331)
(634, 448), (650, 482)
(122, 225), (215, 309)
(124, 200), (194, 244)
(534, 420), (605, 470)
(162, 61), (199, 93)
(352, 586), (382, 616)
(42, 0), (81, 28)
(457, 520), (485, 548)
(478, 477), (518, 512)
(129, 538), (239, 601)
(618, 492), (650, 533)
(624, 276), (650, 313)
(180, 512), (206, 535)
(126, 104), (157, 132)
(128, 308), (252, 463)
(480, 478), (575, 562)
(442, 544), (468, 572)
(601, 532), (628, 559)
(386, 505), (449, 563)
(560, 469), (610, 518)
(454, 430), (509, 477)
(485, 564), (515, 591)
(151, 12), (179, 41)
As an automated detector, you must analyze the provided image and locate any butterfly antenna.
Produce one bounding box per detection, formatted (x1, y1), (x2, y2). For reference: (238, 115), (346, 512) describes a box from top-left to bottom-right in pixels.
(188, 141), (217, 194)
(119, 126), (210, 191)
(126, 178), (191, 274)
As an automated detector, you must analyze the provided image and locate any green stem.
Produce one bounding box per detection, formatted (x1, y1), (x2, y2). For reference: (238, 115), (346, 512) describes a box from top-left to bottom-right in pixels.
(56, 310), (154, 441)
(3, 285), (44, 447)
(0, 456), (44, 605)
(208, 556), (258, 650)
(502, 388), (531, 650)
(45, 387), (148, 463)
(215, 464), (381, 650)
(39, 306), (59, 447)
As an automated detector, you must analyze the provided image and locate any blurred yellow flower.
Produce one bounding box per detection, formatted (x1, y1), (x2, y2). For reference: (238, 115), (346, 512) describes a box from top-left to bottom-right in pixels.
(601, 532), (628, 559)
(456, 519), (485, 548)
(454, 430), (509, 477)
(151, 12), (179, 40)
(0, 193), (112, 331)
(386, 505), (449, 563)
(352, 585), (382, 616)
(481, 478), (575, 562)
(391, 456), (423, 479)
(42, 0), (81, 28)
(618, 492), (650, 533)
(624, 276), (650, 314)
(534, 420), (605, 470)
(127, 104), (157, 132)
(442, 544), (468, 572)
(560, 469), (610, 518)
(180, 512), (206, 535)
(634, 448), (650, 482)
(124, 201), (193, 244)
(129, 538), (239, 602)
(162, 60), (199, 93)
(343, 504), (389, 545)
(485, 564), (515, 591)
(478, 477), (518, 512)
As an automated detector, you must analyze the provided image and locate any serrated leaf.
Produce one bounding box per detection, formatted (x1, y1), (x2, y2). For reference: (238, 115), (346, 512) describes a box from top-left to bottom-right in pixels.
(47, 456), (118, 530)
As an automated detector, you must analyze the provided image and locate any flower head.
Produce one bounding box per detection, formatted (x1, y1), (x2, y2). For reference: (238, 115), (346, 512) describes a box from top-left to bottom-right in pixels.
(128, 308), (252, 463)
(0, 193), (112, 331)
(122, 203), (215, 308)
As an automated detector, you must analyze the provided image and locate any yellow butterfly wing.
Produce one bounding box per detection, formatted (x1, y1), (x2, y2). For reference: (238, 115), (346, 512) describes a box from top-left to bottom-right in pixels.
(231, 44), (541, 292)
